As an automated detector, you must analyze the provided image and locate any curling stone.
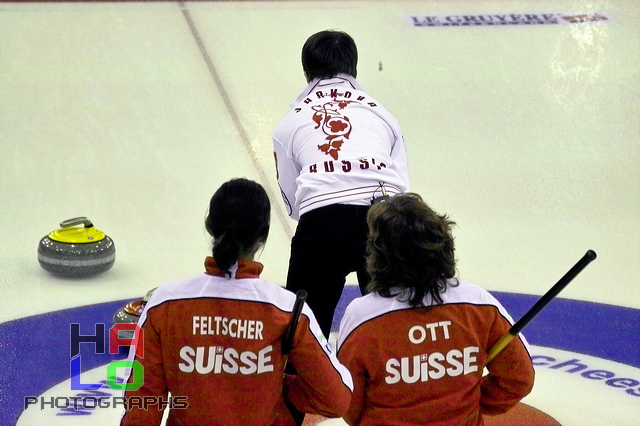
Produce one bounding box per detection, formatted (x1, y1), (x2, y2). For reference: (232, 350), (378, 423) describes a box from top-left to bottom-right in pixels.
(112, 287), (157, 339)
(38, 217), (115, 277)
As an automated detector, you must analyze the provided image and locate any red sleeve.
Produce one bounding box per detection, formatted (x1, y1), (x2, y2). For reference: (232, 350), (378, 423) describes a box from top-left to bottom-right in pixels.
(120, 308), (168, 426)
(283, 316), (352, 418)
(336, 337), (365, 425)
(480, 314), (535, 415)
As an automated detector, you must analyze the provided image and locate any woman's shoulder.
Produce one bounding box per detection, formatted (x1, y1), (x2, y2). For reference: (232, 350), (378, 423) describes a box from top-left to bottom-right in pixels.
(442, 279), (501, 306)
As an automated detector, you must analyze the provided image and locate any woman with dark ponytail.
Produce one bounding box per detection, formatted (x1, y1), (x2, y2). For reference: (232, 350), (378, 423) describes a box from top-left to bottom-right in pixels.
(121, 178), (353, 426)
(206, 178), (271, 276)
(336, 193), (535, 426)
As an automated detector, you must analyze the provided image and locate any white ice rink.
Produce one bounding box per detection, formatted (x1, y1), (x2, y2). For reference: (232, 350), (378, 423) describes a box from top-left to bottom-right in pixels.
(1, 1), (638, 425)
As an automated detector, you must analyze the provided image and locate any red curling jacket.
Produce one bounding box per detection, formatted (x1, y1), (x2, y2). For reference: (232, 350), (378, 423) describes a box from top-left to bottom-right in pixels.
(120, 258), (353, 426)
(337, 279), (534, 426)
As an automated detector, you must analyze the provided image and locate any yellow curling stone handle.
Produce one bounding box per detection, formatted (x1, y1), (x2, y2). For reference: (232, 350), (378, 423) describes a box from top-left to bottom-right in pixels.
(48, 216), (107, 244)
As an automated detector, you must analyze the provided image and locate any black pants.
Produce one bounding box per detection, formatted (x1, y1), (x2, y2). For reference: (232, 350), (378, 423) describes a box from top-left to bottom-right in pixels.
(285, 204), (371, 425)
(286, 204), (371, 338)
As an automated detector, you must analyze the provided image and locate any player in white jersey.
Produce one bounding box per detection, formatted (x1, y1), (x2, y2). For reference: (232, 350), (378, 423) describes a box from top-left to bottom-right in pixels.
(273, 30), (410, 341)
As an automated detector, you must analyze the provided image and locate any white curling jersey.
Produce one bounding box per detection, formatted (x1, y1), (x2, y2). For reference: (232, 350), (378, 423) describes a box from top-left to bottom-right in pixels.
(336, 280), (535, 426)
(273, 74), (409, 220)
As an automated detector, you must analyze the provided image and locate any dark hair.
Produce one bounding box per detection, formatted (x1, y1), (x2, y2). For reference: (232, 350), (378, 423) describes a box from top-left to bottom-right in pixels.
(205, 178), (270, 275)
(366, 194), (458, 307)
(302, 30), (358, 82)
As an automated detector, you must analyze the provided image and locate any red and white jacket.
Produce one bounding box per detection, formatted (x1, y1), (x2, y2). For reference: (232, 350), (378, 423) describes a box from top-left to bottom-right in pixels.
(336, 279), (534, 426)
(273, 74), (409, 220)
(120, 258), (353, 426)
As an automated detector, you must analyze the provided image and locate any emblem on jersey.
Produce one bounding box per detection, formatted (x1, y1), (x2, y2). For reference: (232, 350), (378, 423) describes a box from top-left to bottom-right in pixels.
(312, 100), (358, 160)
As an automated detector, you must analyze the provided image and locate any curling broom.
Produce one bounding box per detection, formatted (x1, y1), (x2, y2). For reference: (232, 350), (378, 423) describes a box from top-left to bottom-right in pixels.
(282, 290), (308, 369)
(485, 250), (597, 364)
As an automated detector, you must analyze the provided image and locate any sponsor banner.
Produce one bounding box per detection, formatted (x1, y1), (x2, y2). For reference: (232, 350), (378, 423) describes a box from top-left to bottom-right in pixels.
(407, 12), (612, 28)
(524, 347), (640, 425)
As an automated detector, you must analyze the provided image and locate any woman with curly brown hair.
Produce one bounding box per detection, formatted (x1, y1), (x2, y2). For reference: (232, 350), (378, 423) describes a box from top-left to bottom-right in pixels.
(336, 193), (534, 425)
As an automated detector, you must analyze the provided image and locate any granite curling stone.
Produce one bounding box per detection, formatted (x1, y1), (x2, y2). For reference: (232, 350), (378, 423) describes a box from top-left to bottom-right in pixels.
(112, 287), (157, 340)
(38, 217), (115, 277)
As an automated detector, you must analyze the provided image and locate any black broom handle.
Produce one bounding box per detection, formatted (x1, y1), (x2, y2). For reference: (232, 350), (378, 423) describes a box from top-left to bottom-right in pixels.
(486, 250), (597, 364)
(283, 290), (308, 356)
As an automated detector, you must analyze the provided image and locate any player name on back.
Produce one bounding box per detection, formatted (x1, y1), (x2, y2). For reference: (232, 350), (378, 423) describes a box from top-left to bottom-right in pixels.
(386, 320), (480, 384)
(192, 315), (264, 340)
